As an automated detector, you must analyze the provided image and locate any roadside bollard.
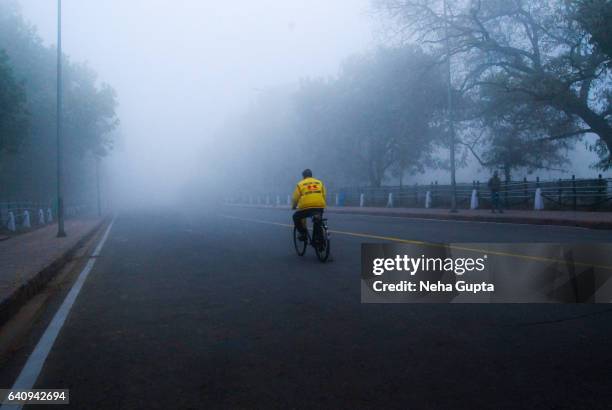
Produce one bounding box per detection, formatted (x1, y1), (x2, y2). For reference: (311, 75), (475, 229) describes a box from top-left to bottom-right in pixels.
(287, 195), (291, 206)
(7, 212), (16, 232)
(335, 193), (340, 207)
(23, 210), (31, 228)
(38, 209), (45, 225)
(534, 188), (544, 210)
(46, 208), (53, 223)
(276, 195), (280, 207)
(470, 189), (479, 210)
(266, 196), (270, 206)
(425, 191), (432, 209)
(359, 193), (365, 207)
(386, 193), (394, 208)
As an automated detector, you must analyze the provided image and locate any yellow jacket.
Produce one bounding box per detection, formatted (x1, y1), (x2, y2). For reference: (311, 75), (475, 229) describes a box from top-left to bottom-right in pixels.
(292, 177), (327, 209)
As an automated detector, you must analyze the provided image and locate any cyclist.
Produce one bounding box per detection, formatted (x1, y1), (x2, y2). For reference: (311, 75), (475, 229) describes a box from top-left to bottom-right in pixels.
(291, 169), (327, 241)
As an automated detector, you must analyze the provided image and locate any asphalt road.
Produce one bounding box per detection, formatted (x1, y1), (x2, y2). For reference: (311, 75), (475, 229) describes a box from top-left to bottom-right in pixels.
(2, 206), (612, 409)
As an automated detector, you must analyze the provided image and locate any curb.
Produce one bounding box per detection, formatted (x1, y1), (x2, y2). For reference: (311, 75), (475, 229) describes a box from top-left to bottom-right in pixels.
(0, 217), (110, 328)
(228, 205), (612, 230)
(324, 208), (612, 230)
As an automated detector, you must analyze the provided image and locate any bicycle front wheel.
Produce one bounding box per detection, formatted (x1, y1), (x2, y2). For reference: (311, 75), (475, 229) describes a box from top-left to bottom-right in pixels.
(293, 227), (307, 256)
(314, 227), (330, 262)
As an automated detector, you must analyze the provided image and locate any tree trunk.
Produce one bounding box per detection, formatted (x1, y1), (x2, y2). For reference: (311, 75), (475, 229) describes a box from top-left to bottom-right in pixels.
(560, 94), (612, 161)
(368, 161), (381, 188)
(503, 164), (511, 183)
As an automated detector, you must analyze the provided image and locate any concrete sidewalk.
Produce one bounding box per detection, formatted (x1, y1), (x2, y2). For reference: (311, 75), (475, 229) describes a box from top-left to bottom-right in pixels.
(234, 204), (612, 230)
(0, 217), (106, 325)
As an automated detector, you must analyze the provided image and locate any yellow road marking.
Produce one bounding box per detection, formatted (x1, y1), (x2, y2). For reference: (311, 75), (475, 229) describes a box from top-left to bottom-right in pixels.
(220, 214), (612, 272)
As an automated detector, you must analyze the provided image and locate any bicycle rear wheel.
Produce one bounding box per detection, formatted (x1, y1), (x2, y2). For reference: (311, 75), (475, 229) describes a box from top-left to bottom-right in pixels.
(314, 225), (330, 262)
(293, 227), (307, 256)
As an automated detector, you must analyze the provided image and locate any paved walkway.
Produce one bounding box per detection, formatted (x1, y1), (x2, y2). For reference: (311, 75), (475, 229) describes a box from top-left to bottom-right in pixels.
(0, 218), (104, 321)
(233, 204), (612, 229)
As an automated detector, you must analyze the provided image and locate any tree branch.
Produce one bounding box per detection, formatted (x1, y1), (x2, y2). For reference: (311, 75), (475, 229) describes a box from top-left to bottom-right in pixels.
(532, 129), (594, 142)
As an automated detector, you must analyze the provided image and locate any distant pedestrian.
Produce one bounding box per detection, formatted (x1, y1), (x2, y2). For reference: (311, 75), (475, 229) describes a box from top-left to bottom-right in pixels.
(488, 171), (503, 213)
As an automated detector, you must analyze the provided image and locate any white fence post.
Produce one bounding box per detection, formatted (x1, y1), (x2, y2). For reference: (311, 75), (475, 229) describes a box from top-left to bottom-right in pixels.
(287, 195), (291, 206)
(46, 208), (53, 223)
(7, 212), (16, 232)
(425, 191), (432, 209)
(359, 193), (365, 207)
(22, 210), (31, 228)
(386, 193), (394, 208)
(38, 209), (45, 225)
(470, 189), (479, 210)
(534, 188), (544, 210)
(335, 193), (340, 207)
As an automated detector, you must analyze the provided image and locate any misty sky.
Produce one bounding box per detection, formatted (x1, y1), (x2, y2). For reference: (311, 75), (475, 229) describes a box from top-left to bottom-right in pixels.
(14, 1), (609, 203)
(17, 0), (374, 204)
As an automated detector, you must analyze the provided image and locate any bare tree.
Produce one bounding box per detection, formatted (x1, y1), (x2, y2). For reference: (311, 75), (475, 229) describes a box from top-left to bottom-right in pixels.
(376, 0), (612, 168)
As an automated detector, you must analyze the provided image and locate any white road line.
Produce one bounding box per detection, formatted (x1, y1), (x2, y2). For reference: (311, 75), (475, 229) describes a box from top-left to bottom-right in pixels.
(1, 219), (115, 410)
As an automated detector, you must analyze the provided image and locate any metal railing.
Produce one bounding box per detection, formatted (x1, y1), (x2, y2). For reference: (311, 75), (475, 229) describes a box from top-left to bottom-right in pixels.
(1, 201), (92, 232)
(228, 175), (612, 211)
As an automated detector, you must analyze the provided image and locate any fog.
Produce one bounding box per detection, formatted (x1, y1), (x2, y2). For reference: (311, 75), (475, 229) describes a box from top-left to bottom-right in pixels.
(17, 0), (373, 206)
(12, 0), (610, 210)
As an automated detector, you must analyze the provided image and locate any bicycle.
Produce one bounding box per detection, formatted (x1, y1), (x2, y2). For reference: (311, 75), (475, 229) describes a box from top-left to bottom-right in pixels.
(293, 213), (331, 262)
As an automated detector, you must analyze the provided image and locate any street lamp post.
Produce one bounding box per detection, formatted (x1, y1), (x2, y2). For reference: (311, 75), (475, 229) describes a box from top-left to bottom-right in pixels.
(444, 0), (458, 213)
(56, 0), (66, 237)
(96, 156), (101, 217)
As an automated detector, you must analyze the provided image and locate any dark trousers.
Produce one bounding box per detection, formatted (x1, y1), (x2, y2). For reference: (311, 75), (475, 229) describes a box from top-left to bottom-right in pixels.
(293, 208), (324, 234)
(491, 191), (502, 211)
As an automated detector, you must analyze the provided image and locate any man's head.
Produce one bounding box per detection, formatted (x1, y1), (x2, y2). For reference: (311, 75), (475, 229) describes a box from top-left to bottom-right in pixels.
(493, 171), (498, 177)
(302, 169), (313, 179)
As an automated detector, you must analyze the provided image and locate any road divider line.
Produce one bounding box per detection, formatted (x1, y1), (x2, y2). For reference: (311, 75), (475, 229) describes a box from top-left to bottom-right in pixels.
(220, 214), (612, 271)
(1, 219), (115, 410)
